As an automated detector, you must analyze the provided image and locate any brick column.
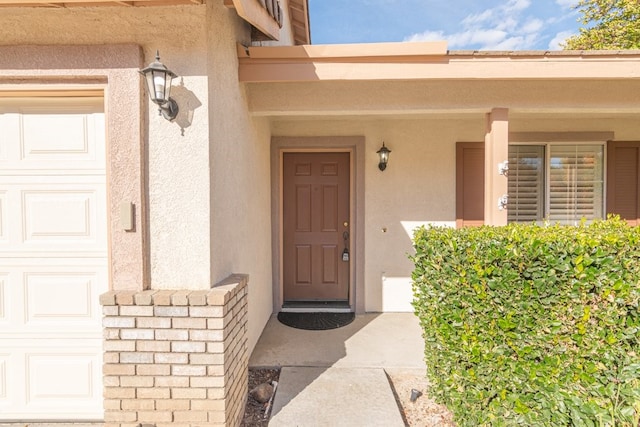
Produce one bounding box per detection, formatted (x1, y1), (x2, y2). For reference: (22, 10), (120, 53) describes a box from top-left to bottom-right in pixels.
(100, 274), (248, 427)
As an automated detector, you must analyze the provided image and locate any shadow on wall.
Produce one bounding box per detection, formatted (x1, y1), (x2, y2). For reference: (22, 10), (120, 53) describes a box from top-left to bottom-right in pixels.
(171, 79), (202, 135)
(378, 221), (457, 312)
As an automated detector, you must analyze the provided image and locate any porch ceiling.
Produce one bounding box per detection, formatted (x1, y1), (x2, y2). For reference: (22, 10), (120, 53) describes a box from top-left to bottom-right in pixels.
(0, 0), (201, 6)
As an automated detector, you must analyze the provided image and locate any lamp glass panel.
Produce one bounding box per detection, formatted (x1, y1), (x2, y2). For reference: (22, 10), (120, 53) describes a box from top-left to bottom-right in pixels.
(152, 70), (167, 103)
(379, 150), (389, 163)
(144, 72), (156, 102)
(164, 73), (174, 101)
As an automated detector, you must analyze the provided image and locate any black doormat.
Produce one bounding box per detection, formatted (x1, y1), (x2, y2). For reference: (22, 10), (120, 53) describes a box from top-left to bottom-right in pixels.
(277, 312), (355, 330)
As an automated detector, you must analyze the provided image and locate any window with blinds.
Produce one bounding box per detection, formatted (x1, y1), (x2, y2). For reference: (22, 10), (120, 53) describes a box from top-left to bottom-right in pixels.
(508, 145), (545, 223)
(508, 144), (604, 225)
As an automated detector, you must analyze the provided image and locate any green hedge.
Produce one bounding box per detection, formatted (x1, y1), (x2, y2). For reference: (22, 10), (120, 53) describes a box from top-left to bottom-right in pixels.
(411, 217), (640, 426)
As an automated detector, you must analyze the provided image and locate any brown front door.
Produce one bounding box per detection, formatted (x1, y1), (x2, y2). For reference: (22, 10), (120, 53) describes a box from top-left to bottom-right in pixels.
(283, 152), (350, 302)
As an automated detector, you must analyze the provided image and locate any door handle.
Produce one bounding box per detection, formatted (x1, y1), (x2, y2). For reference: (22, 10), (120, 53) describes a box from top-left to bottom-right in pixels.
(343, 221), (349, 227)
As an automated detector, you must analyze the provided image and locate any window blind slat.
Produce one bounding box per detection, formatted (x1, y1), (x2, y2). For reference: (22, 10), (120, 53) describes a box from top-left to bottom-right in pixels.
(508, 144), (604, 225)
(549, 145), (603, 225)
(508, 145), (544, 223)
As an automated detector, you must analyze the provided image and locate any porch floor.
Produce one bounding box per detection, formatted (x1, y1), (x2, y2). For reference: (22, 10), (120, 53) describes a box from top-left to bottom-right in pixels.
(249, 312), (427, 426)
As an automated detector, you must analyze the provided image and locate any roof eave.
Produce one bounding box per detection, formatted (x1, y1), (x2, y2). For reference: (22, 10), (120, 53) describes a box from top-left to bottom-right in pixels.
(238, 42), (640, 83)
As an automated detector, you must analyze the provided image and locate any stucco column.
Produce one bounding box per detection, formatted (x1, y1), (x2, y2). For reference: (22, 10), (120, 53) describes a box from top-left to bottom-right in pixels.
(484, 108), (509, 226)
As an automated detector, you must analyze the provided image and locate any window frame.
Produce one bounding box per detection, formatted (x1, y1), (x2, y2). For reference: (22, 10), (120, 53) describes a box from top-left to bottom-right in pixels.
(508, 141), (607, 224)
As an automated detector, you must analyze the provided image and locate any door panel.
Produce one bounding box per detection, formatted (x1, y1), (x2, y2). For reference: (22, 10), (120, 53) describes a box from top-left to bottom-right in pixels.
(283, 152), (350, 301)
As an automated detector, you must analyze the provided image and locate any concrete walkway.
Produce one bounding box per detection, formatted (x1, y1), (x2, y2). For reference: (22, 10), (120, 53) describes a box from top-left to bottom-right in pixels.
(249, 313), (426, 426)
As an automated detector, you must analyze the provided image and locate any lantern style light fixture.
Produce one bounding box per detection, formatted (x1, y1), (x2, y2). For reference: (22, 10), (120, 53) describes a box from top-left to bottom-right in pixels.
(376, 142), (391, 171)
(139, 51), (179, 121)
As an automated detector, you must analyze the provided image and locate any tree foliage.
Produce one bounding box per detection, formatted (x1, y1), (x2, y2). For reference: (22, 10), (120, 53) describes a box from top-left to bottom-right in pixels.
(563, 0), (640, 49)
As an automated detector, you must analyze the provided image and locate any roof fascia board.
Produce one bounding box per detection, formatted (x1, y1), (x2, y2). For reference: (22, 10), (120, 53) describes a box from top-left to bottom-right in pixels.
(244, 41), (448, 59)
(0, 0), (202, 4)
(239, 44), (640, 82)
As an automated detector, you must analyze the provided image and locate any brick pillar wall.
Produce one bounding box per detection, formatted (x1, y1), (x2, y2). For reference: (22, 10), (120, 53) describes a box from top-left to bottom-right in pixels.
(99, 274), (248, 427)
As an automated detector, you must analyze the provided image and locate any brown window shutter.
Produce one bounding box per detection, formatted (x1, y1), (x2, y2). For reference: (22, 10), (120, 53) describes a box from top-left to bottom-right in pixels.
(607, 141), (640, 225)
(456, 142), (485, 228)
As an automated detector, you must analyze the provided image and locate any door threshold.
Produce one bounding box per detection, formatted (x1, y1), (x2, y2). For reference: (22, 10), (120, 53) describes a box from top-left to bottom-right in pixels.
(280, 307), (352, 313)
(281, 301), (352, 313)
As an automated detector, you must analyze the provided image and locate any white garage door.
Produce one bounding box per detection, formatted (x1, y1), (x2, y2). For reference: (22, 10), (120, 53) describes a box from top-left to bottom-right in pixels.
(0, 96), (107, 421)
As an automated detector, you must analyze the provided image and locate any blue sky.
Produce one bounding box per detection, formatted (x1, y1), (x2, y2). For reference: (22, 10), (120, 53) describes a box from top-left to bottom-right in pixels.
(308, 0), (581, 50)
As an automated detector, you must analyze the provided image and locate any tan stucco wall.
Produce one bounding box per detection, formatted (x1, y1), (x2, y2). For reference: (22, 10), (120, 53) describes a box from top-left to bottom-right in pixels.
(271, 116), (485, 311)
(0, 6), (212, 289)
(510, 116), (640, 138)
(271, 113), (640, 312)
(247, 79), (640, 116)
(0, 44), (146, 291)
(207, 2), (274, 351)
(0, 4), (274, 351)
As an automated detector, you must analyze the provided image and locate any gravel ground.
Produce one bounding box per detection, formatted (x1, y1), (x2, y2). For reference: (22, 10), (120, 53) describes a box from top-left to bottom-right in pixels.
(385, 369), (456, 427)
(242, 368), (455, 427)
(241, 368), (281, 427)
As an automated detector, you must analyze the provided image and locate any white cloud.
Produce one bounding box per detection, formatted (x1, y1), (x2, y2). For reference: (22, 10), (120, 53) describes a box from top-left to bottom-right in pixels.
(521, 18), (544, 34)
(403, 0), (550, 50)
(407, 28), (535, 51)
(555, 0), (577, 8)
(495, 17), (519, 32)
(462, 9), (494, 26)
(406, 29), (509, 48)
(504, 0), (531, 13)
(404, 30), (446, 43)
(452, 29), (508, 48)
(548, 30), (575, 50)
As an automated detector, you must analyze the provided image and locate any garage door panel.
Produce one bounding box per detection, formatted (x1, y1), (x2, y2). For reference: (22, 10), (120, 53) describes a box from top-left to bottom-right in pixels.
(0, 264), (105, 334)
(0, 110), (104, 171)
(0, 352), (22, 414)
(0, 189), (19, 248)
(22, 114), (90, 158)
(0, 274), (6, 323)
(0, 271), (18, 328)
(0, 354), (7, 400)
(0, 343), (102, 419)
(0, 182), (106, 253)
(23, 190), (98, 242)
(0, 98), (106, 421)
(0, 114), (19, 162)
(25, 271), (100, 326)
(0, 191), (5, 242)
(26, 351), (100, 401)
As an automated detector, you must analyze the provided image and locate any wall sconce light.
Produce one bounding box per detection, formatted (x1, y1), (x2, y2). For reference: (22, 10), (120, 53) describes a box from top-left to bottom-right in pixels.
(498, 194), (509, 211)
(376, 142), (391, 171)
(139, 51), (179, 121)
(498, 160), (509, 176)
